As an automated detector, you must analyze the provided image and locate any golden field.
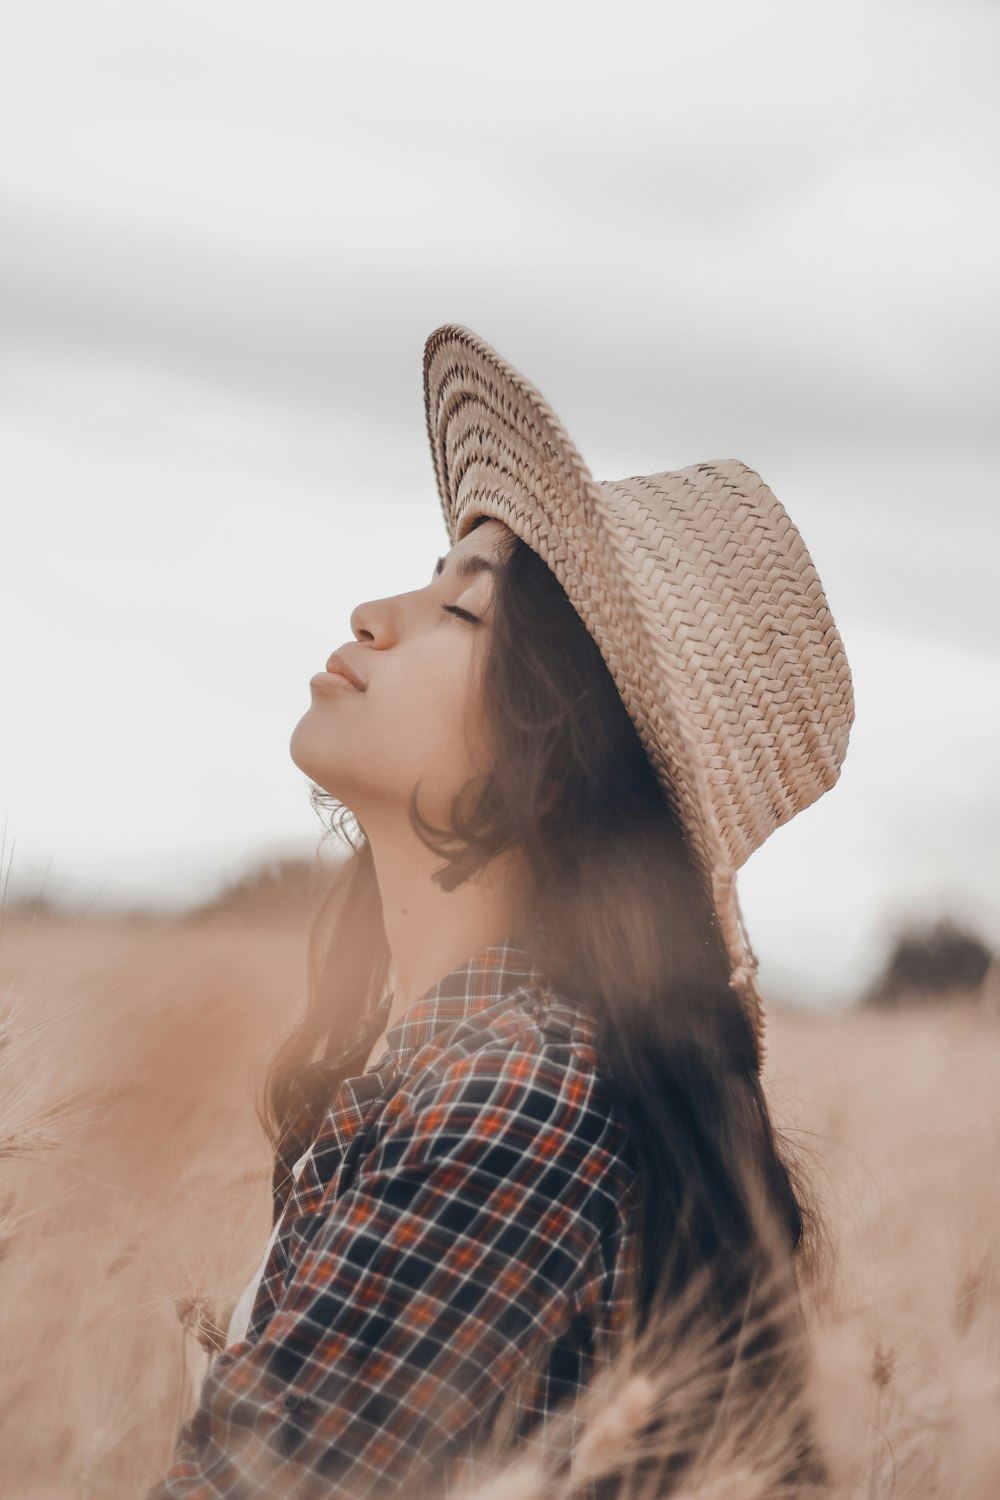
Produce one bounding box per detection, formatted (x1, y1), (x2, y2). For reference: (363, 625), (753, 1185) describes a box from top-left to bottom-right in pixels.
(1, 875), (998, 1499)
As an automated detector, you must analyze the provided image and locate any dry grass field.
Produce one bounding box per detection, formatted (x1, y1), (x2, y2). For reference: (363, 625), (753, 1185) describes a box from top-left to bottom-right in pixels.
(1, 874), (998, 1498)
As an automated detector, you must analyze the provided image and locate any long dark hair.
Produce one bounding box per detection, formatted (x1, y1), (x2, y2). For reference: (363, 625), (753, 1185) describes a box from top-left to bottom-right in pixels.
(262, 517), (827, 1484)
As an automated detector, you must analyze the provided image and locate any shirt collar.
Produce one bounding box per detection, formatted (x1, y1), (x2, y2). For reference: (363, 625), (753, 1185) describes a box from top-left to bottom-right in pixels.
(373, 935), (549, 1078)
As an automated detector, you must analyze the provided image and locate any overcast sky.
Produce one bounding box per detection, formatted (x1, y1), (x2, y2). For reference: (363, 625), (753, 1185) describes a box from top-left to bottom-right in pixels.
(2, 0), (998, 1003)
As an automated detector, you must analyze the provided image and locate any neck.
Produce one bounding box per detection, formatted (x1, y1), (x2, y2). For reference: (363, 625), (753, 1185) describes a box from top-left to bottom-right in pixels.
(364, 815), (526, 1028)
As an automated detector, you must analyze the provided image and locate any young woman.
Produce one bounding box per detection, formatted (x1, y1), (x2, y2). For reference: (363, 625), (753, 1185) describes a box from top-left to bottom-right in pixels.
(152, 325), (853, 1499)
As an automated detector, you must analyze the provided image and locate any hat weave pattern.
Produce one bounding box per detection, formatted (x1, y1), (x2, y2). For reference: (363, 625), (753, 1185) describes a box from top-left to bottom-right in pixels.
(423, 324), (854, 1064)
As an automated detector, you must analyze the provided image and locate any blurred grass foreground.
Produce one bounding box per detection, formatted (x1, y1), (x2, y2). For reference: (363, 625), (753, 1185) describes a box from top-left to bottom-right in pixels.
(1, 860), (999, 1497)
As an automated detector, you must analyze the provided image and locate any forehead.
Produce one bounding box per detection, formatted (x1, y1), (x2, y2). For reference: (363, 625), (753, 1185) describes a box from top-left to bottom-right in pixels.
(434, 518), (512, 579)
(455, 517), (511, 557)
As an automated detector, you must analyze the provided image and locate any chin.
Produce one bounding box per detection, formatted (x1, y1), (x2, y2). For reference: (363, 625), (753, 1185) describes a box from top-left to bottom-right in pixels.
(288, 722), (353, 804)
(288, 714), (328, 780)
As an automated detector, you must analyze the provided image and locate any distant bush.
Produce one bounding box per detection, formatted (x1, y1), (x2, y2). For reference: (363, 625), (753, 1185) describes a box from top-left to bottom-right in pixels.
(865, 917), (996, 1007)
(1, 889), (61, 917)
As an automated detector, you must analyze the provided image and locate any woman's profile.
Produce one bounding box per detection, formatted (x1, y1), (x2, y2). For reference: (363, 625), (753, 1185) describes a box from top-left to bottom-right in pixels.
(151, 324), (854, 1499)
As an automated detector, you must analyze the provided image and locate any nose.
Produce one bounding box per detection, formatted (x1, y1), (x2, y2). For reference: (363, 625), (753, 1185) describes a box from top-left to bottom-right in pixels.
(349, 594), (398, 646)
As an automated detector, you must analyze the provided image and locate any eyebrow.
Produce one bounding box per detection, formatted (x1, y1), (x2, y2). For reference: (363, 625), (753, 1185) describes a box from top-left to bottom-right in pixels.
(432, 552), (499, 582)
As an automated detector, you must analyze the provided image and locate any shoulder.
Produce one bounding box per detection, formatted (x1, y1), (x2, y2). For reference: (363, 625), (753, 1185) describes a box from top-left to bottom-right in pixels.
(376, 986), (636, 1188)
(400, 985), (600, 1099)
(430, 983), (601, 1064)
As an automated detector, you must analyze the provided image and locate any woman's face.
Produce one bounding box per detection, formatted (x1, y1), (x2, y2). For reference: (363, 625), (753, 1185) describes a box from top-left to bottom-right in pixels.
(290, 517), (512, 830)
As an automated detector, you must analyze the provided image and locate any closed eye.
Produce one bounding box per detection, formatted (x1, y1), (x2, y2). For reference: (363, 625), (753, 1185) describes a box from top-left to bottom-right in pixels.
(442, 603), (480, 623)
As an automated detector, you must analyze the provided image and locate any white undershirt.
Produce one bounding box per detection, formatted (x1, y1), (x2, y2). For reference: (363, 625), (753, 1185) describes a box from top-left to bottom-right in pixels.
(225, 1148), (310, 1349)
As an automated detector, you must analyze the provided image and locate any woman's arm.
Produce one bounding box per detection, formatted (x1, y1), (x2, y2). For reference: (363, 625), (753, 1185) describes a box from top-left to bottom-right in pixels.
(149, 1044), (615, 1500)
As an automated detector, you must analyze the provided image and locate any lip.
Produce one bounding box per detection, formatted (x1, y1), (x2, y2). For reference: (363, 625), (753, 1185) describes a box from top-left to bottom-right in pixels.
(310, 669), (360, 691)
(313, 651), (366, 691)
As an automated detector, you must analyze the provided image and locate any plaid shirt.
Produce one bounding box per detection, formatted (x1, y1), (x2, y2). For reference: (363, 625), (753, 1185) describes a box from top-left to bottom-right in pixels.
(150, 940), (641, 1499)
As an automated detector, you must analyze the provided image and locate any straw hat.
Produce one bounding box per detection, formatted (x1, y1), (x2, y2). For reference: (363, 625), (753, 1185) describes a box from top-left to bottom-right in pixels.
(422, 323), (854, 1065)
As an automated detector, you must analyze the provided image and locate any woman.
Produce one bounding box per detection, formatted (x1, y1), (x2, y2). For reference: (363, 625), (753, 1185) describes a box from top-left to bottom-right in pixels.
(152, 325), (853, 1499)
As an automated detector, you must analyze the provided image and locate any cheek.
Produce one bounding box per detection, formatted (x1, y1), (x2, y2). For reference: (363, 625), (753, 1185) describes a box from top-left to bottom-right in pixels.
(393, 635), (492, 792)
(390, 649), (483, 769)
